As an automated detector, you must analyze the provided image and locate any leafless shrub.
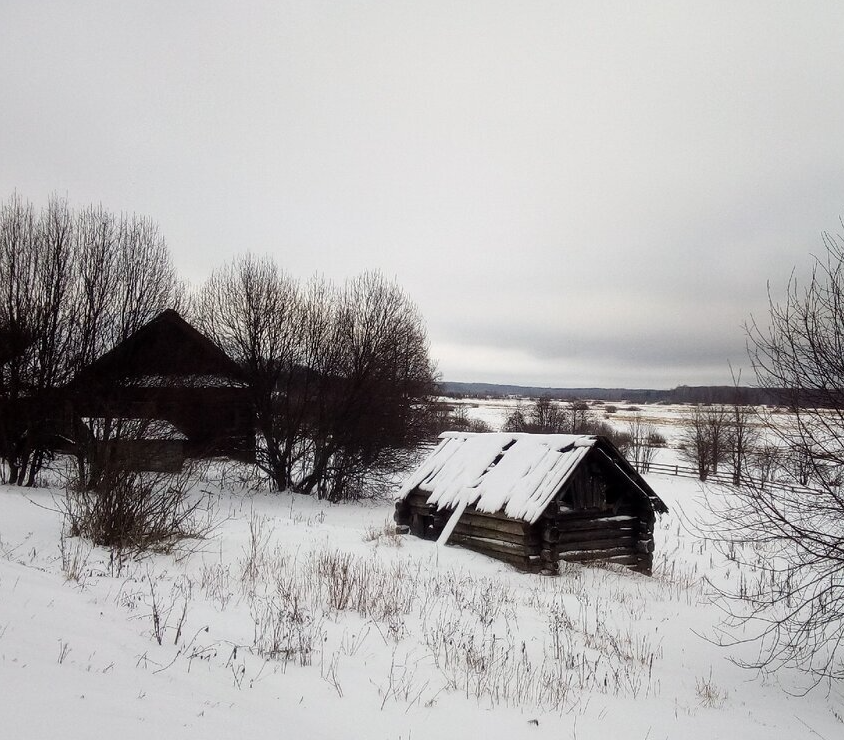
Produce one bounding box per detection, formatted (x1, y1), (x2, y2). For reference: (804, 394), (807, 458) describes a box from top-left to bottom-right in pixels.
(62, 463), (212, 555)
(695, 670), (728, 708)
(249, 588), (321, 666)
(363, 519), (404, 547)
(445, 405), (493, 434)
(59, 532), (92, 584)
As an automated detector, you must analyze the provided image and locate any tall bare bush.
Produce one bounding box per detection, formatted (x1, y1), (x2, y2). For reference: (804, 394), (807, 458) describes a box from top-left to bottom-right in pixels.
(194, 260), (437, 500)
(706, 229), (844, 680)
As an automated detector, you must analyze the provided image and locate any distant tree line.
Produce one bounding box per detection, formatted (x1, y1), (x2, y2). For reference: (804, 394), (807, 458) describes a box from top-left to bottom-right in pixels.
(498, 397), (665, 471)
(440, 382), (790, 407)
(0, 194), (437, 500)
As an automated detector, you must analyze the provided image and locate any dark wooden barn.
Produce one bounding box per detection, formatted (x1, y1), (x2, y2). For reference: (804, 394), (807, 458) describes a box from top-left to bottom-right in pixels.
(64, 309), (254, 469)
(395, 432), (668, 575)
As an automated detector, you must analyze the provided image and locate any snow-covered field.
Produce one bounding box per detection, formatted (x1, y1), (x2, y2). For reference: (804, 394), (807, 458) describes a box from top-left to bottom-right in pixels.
(2, 459), (842, 738)
(449, 397), (774, 467)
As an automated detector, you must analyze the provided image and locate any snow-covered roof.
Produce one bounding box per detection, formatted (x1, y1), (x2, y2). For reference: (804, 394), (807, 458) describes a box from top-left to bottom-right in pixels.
(397, 432), (598, 524)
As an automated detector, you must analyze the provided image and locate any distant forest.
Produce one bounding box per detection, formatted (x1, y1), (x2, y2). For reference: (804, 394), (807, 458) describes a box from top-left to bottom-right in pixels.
(439, 382), (788, 406)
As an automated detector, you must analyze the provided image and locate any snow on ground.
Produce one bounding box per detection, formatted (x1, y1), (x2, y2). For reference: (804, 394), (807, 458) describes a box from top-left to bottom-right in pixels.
(1, 468), (842, 739)
(449, 397), (782, 469)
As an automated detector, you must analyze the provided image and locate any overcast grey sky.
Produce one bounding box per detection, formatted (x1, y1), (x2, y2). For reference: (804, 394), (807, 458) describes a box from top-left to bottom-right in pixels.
(3, 1), (844, 388)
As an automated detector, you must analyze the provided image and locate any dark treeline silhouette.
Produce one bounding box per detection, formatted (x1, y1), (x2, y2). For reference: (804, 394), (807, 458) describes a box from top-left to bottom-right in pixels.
(440, 382), (789, 406)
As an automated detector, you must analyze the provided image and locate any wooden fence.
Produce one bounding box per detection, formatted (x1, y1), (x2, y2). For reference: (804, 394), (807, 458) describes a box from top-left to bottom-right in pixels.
(645, 461), (737, 484)
(644, 460), (815, 497)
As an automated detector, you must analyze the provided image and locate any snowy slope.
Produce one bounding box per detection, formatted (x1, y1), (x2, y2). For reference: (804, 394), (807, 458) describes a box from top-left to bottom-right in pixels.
(1, 474), (841, 739)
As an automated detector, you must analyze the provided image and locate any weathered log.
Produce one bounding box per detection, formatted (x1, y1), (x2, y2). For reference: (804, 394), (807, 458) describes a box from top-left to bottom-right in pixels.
(546, 514), (637, 532)
(554, 536), (638, 554)
(457, 512), (532, 535)
(543, 502), (636, 519)
(451, 522), (537, 546)
(556, 545), (637, 562)
(449, 533), (540, 558)
(403, 494), (532, 535)
(543, 524), (637, 545)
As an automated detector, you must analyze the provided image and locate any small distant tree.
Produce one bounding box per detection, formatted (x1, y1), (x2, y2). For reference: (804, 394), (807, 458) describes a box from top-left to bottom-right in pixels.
(503, 396), (568, 433)
(679, 403), (733, 481)
(705, 404), (730, 474)
(724, 379), (759, 486)
(680, 405), (713, 480)
(749, 443), (783, 486)
(566, 399), (593, 434)
(502, 402), (530, 432)
(446, 405), (492, 433)
(626, 414), (658, 473)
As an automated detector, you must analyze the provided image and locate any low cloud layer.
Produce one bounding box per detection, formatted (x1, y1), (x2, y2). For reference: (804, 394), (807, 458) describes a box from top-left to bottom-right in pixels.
(2, 2), (842, 388)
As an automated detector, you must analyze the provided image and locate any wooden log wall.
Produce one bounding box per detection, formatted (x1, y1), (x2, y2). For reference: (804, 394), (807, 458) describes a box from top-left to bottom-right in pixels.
(395, 491), (544, 572)
(540, 505), (655, 575)
(395, 489), (656, 575)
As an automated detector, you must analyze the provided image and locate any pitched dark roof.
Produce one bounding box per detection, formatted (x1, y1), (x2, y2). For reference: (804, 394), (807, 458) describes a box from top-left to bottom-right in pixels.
(71, 309), (244, 386)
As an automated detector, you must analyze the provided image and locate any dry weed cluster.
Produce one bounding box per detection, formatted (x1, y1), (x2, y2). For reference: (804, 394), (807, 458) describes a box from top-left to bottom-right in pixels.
(87, 509), (707, 714)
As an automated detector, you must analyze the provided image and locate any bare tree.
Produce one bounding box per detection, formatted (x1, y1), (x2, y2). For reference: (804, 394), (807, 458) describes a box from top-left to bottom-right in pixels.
(725, 378), (760, 486)
(445, 405), (491, 433)
(566, 399), (593, 434)
(680, 404), (713, 481)
(704, 229), (844, 680)
(0, 195), (76, 484)
(193, 253), (303, 490)
(194, 262), (437, 500)
(72, 205), (184, 369)
(0, 194), (184, 485)
(503, 396), (568, 433)
(705, 404), (730, 474)
(626, 414), (658, 473)
(301, 271), (437, 501)
(502, 402), (530, 432)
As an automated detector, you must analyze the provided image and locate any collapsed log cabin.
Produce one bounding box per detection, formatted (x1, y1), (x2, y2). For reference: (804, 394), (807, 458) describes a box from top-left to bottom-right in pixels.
(395, 432), (668, 575)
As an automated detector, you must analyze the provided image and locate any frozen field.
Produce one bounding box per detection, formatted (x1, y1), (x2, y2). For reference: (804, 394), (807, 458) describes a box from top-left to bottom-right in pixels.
(448, 396), (779, 466)
(1, 460), (842, 739)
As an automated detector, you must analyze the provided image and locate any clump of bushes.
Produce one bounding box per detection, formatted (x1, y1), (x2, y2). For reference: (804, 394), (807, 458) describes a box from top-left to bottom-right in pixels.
(63, 466), (210, 554)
